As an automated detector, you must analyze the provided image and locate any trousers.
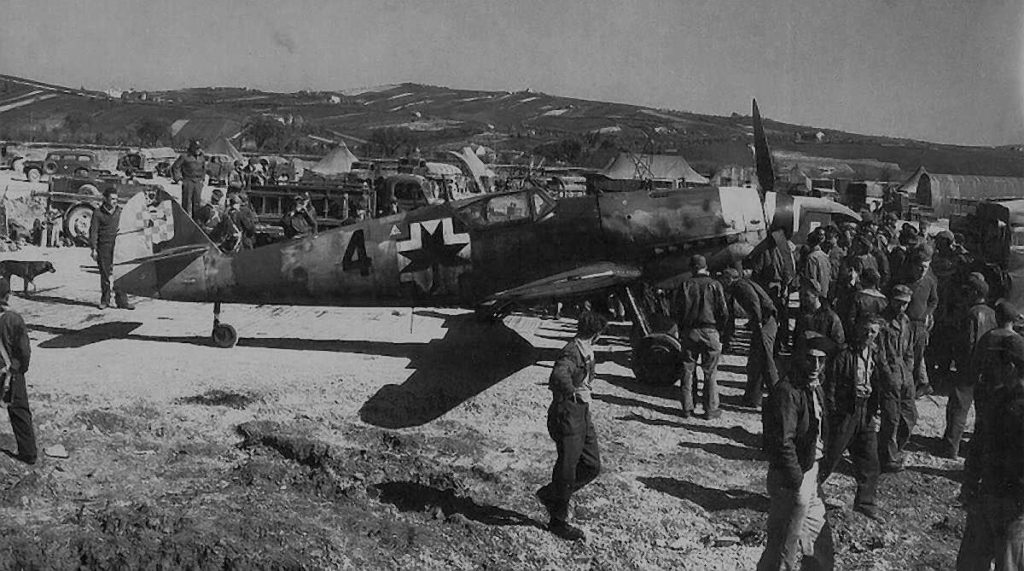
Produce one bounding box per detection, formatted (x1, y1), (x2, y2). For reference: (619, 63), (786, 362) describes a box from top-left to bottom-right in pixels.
(5, 372), (36, 461)
(943, 379), (976, 458)
(957, 495), (1024, 570)
(96, 247), (128, 306)
(821, 399), (879, 510)
(181, 179), (204, 219)
(878, 368), (918, 467)
(680, 327), (722, 414)
(909, 321), (930, 389)
(540, 399), (600, 524)
(745, 317), (779, 408)
(758, 463), (834, 570)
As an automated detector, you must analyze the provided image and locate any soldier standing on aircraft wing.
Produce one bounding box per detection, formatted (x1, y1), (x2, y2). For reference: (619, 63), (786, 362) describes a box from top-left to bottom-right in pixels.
(721, 268), (778, 411)
(674, 254), (730, 420)
(536, 311), (608, 542)
(0, 277), (36, 465)
(170, 140), (207, 218)
(88, 188), (134, 310)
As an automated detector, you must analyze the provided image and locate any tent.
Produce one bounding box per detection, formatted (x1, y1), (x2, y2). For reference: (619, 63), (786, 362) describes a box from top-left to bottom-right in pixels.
(599, 153), (709, 185)
(312, 143), (358, 175)
(205, 137), (244, 162)
(898, 166), (1024, 217)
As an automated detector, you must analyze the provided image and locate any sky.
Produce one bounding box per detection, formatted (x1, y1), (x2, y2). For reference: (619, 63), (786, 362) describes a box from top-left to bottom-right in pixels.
(1, 0), (1022, 146)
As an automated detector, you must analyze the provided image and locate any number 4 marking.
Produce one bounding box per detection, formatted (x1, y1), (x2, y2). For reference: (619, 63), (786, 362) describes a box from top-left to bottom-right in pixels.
(342, 229), (372, 276)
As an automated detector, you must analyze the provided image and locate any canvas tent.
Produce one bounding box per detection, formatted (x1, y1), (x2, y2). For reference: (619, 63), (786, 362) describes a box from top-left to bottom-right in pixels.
(599, 153), (709, 185)
(205, 137), (244, 162)
(312, 143), (358, 175)
(898, 166), (1024, 217)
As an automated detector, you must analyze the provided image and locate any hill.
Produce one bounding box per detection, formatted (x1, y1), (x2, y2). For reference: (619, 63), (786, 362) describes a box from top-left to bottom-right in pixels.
(1, 73), (1021, 177)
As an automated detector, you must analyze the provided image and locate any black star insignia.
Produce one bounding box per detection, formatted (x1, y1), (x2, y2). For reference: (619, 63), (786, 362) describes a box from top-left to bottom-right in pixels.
(399, 222), (469, 274)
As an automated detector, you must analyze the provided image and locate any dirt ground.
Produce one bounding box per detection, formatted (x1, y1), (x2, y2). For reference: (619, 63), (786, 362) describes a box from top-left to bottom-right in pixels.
(0, 167), (966, 570)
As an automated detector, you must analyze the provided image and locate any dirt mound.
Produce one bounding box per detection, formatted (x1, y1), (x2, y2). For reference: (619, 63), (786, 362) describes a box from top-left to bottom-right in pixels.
(180, 390), (260, 410)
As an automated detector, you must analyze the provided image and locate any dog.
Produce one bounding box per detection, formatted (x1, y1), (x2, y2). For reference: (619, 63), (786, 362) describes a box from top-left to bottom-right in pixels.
(0, 260), (56, 294)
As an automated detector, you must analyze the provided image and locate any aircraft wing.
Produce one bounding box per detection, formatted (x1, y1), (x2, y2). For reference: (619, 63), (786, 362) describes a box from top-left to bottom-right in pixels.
(484, 262), (642, 305)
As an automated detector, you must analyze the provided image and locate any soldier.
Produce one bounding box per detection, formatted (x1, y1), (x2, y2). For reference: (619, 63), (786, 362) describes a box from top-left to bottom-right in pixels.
(824, 225), (845, 285)
(0, 277), (35, 465)
(746, 229), (796, 352)
(888, 232), (919, 290)
(758, 333), (835, 570)
(957, 331), (1024, 569)
(280, 194), (318, 239)
(721, 268), (778, 410)
(170, 140), (207, 218)
(674, 254), (730, 419)
(876, 285), (917, 472)
(195, 188), (225, 236)
(536, 311), (608, 542)
(793, 284), (845, 361)
(930, 230), (970, 382)
(904, 247), (938, 398)
(820, 318), (884, 520)
(846, 267), (887, 334)
(88, 188), (134, 310)
(800, 228), (832, 304)
(941, 275), (996, 459)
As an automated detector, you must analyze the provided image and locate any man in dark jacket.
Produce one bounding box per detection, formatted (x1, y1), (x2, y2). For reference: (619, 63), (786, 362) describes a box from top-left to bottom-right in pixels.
(674, 255), (730, 419)
(876, 285), (917, 471)
(847, 267), (887, 334)
(722, 268), (778, 410)
(536, 311), (608, 542)
(0, 278), (35, 464)
(902, 249), (938, 398)
(280, 194), (318, 239)
(88, 188), (134, 310)
(942, 276), (996, 458)
(759, 333), (835, 569)
(821, 318), (884, 520)
(958, 332), (1024, 569)
(746, 229), (796, 352)
(793, 284), (845, 361)
(800, 228), (832, 304)
(170, 140), (207, 218)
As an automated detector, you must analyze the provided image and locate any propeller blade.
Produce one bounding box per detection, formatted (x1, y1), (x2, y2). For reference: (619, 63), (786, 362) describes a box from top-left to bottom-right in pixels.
(752, 98), (775, 200)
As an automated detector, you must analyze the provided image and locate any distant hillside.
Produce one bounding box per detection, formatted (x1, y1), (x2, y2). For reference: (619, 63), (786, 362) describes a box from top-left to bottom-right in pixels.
(1, 73), (1021, 178)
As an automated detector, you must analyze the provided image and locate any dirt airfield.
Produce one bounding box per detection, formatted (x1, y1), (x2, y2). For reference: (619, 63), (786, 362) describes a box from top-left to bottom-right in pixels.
(0, 171), (965, 570)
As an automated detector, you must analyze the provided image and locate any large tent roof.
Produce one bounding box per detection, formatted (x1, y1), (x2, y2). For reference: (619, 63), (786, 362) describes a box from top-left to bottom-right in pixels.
(599, 153), (708, 184)
(205, 137), (243, 162)
(898, 166), (1024, 216)
(312, 143), (358, 174)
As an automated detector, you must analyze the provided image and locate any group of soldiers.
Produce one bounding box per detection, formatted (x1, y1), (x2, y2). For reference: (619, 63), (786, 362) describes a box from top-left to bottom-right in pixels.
(659, 213), (1024, 568)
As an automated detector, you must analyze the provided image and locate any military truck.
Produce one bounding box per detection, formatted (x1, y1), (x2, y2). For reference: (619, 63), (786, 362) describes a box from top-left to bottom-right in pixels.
(23, 150), (106, 182)
(36, 175), (161, 246)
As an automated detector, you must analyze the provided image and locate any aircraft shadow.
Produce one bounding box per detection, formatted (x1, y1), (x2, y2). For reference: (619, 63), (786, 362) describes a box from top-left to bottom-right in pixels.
(374, 481), (543, 529)
(638, 476), (769, 513)
(31, 316), (553, 429)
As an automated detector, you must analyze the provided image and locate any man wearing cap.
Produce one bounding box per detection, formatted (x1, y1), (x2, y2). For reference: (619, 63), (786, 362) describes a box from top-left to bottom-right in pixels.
(930, 230), (971, 381)
(941, 276), (996, 459)
(758, 333), (834, 569)
(171, 140), (207, 218)
(674, 254), (730, 419)
(800, 228), (832, 306)
(821, 318), (884, 520)
(957, 329), (1024, 569)
(793, 283), (845, 363)
(0, 277), (35, 465)
(537, 311), (608, 542)
(902, 247), (938, 398)
(722, 268), (778, 409)
(876, 285), (917, 471)
(888, 232), (919, 290)
(280, 194), (318, 239)
(195, 188), (225, 236)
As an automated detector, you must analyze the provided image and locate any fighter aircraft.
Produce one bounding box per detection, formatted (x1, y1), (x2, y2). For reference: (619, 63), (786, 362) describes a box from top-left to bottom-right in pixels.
(113, 100), (857, 384)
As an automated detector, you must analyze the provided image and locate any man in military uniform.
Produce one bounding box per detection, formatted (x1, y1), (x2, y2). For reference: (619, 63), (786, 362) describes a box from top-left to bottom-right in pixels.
(941, 274), (996, 459)
(171, 140), (207, 218)
(722, 268), (778, 410)
(746, 229), (796, 352)
(903, 248), (938, 398)
(876, 285), (917, 472)
(793, 284), (845, 361)
(536, 311), (608, 542)
(88, 188), (134, 310)
(0, 277), (35, 465)
(800, 228), (832, 304)
(280, 194), (318, 239)
(195, 188), (225, 236)
(930, 230), (970, 382)
(675, 254), (730, 419)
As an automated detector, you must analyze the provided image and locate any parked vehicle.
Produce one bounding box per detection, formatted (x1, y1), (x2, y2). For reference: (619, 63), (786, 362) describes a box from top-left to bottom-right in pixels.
(36, 175), (160, 246)
(23, 150), (105, 182)
(116, 147), (179, 179)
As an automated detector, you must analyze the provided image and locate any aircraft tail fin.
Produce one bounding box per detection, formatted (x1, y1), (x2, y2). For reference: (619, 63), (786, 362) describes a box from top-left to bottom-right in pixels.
(114, 187), (216, 268)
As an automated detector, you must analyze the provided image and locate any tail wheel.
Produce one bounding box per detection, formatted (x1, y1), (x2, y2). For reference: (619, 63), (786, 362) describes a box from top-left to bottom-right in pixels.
(632, 332), (682, 386)
(64, 205), (94, 246)
(211, 323), (238, 348)
(43, 161), (58, 175)
(26, 168), (41, 182)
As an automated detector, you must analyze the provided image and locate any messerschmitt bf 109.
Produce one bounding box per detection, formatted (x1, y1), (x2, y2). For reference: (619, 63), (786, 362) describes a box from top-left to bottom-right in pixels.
(112, 100), (857, 383)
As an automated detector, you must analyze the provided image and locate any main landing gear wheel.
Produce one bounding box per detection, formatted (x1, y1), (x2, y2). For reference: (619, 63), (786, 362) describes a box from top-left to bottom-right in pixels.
(210, 301), (238, 348)
(632, 332), (682, 386)
(211, 323), (238, 348)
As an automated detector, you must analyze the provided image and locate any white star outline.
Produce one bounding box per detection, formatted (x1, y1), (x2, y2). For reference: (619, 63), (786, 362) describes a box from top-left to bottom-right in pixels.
(395, 217), (472, 275)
